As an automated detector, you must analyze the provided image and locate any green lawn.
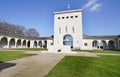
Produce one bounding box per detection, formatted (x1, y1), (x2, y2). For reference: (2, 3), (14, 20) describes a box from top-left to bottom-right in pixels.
(0, 51), (36, 62)
(45, 56), (120, 77)
(74, 50), (120, 53)
(3, 48), (47, 51)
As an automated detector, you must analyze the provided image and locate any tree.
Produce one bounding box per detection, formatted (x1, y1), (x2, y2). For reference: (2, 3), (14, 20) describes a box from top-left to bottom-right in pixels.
(25, 28), (39, 38)
(0, 21), (26, 37)
(0, 21), (40, 38)
(14, 25), (26, 37)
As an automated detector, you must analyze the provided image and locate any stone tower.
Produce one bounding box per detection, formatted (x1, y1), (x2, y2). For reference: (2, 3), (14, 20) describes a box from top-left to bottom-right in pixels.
(52, 9), (83, 52)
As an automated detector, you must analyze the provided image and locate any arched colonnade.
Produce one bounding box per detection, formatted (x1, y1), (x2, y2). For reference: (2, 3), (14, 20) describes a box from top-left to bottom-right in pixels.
(92, 40), (120, 50)
(0, 36), (47, 49)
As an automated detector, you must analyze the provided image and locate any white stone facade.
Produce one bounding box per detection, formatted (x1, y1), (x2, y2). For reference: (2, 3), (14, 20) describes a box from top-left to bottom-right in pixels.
(0, 9), (120, 51)
(54, 9), (83, 49)
(49, 9), (83, 52)
(0, 35), (51, 49)
(48, 9), (120, 52)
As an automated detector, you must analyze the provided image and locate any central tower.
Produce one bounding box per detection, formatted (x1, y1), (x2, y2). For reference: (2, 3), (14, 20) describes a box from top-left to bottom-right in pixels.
(53, 9), (83, 50)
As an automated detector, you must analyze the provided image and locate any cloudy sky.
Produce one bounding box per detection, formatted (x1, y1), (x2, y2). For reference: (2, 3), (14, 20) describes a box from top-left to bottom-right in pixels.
(0, 0), (120, 37)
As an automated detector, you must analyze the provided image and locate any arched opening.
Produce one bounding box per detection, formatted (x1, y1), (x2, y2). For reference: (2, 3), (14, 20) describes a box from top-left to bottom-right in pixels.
(63, 34), (73, 48)
(27, 41), (30, 48)
(0, 37), (8, 48)
(9, 38), (15, 48)
(100, 40), (107, 49)
(38, 41), (42, 48)
(108, 40), (115, 50)
(22, 40), (26, 48)
(34, 41), (37, 48)
(17, 39), (21, 48)
(43, 41), (47, 48)
(92, 40), (98, 48)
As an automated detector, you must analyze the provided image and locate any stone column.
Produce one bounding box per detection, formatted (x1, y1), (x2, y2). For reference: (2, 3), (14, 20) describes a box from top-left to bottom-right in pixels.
(37, 40), (39, 48)
(7, 38), (10, 48)
(106, 40), (109, 50)
(25, 40), (27, 48)
(14, 39), (17, 48)
(98, 40), (101, 49)
(42, 41), (44, 48)
(21, 39), (23, 48)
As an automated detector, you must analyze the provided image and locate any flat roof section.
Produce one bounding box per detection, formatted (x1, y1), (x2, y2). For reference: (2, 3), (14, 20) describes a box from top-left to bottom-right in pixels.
(54, 9), (82, 15)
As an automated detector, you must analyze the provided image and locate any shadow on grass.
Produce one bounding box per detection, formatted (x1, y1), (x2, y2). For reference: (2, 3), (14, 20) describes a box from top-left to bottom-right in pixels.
(0, 61), (16, 71)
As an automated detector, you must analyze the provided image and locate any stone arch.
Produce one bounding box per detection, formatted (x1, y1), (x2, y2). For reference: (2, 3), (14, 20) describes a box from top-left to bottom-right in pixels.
(27, 40), (30, 48)
(43, 40), (47, 48)
(100, 40), (107, 49)
(22, 40), (26, 48)
(38, 41), (42, 48)
(9, 38), (15, 48)
(108, 40), (115, 50)
(118, 40), (120, 50)
(34, 41), (37, 48)
(63, 34), (73, 48)
(0, 37), (8, 48)
(17, 39), (21, 48)
(92, 40), (98, 48)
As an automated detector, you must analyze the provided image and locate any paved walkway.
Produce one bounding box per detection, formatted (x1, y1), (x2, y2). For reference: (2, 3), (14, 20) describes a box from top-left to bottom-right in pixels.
(0, 52), (65, 77)
(0, 51), (120, 77)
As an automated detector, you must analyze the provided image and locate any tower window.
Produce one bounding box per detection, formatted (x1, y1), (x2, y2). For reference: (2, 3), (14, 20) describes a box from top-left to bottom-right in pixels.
(62, 17), (65, 19)
(84, 43), (88, 46)
(66, 16), (69, 19)
(58, 17), (60, 19)
(75, 16), (78, 18)
(71, 16), (73, 18)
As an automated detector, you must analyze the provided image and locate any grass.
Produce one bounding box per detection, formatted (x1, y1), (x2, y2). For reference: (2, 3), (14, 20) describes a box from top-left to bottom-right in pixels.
(73, 50), (120, 53)
(0, 51), (36, 62)
(3, 48), (47, 51)
(45, 56), (120, 77)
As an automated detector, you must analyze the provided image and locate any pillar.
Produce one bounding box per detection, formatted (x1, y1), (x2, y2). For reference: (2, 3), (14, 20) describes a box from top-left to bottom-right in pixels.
(106, 40), (109, 50)
(7, 38), (10, 48)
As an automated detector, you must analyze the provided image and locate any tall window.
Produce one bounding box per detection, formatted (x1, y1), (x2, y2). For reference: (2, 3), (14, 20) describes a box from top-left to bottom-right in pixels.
(63, 34), (73, 48)
(59, 27), (61, 33)
(72, 26), (75, 33)
(66, 26), (68, 33)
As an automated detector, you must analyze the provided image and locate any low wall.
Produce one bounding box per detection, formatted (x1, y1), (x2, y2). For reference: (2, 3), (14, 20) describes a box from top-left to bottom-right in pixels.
(48, 45), (71, 53)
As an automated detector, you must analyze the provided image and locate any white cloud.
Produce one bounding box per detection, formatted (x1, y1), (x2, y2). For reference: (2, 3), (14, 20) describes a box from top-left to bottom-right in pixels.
(83, 0), (97, 9)
(82, 0), (103, 12)
(90, 3), (103, 11)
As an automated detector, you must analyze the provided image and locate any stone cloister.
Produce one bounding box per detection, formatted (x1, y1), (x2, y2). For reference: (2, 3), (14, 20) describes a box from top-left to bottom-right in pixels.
(91, 36), (120, 50)
(0, 35), (50, 49)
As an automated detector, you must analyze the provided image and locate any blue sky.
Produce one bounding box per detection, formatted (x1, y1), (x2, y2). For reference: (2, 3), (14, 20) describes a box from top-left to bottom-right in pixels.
(0, 0), (120, 37)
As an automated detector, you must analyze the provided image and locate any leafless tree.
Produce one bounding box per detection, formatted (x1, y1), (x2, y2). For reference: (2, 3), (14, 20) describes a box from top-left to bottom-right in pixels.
(25, 28), (39, 38)
(0, 21), (40, 38)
